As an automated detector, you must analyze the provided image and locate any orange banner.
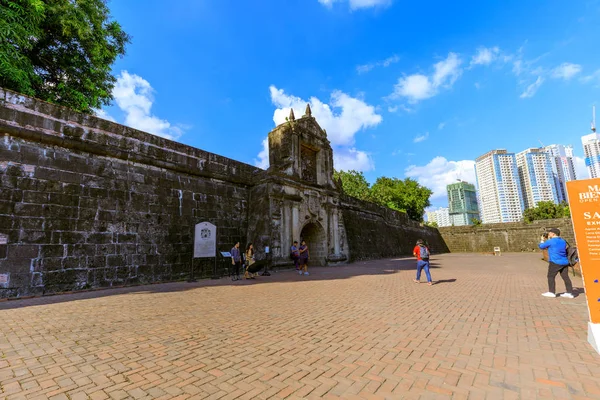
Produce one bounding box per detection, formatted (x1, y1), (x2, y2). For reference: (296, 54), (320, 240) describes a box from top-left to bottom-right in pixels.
(567, 178), (600, 324)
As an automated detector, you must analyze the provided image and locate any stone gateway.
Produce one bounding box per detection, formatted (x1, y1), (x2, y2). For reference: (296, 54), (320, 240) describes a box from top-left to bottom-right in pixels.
(0, 88), (446, 298)
(248, 105), (349, 267)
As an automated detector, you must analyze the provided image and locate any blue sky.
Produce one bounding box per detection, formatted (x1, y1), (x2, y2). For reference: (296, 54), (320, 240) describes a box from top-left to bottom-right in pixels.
(99, 0), (600, 208)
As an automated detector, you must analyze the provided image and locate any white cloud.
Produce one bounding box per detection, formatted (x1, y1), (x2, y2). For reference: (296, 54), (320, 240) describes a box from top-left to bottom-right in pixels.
(94, 109), (116, 122)
(581, 69), (600, 86)
(519, 76), (544, 98)
(512, 60), (524, 76)
(405, 157), (477, 200)
(388, 105), (399, 113)
(551, 63), (582, 80)
(112, 71), (185, 140)
(413, 132), (429, 143)
(319, 0), (391, 9)
(470, 46), (500, 66)
(437, 122), (446, 130)
(254, 137), (269, 169)
(270, 86), (381, 147)
(334, 148), (374, 171)
(266, 86), (382, 171)
(357, 55), (399, 74)
(574, 156), (589, 180)
(390, 53), (462, 103)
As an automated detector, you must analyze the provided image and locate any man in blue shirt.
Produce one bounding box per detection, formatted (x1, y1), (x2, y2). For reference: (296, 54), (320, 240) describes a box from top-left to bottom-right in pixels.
(290, 241), (300, 271)
(538, 228), (573, 298)
(231, 242), (241, 281)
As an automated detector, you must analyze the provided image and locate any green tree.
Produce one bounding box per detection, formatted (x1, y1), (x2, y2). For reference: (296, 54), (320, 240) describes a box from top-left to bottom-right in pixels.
(523, 201), (571, 223)
(370, 177), (432, 221)
(471, 217), (482, 226)
(334, 170), (371, 201)
(424, 221), (438, 228)
(0, 0), (130, 113)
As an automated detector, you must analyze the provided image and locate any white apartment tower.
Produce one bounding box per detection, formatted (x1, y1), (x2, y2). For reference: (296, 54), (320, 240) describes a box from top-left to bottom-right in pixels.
(544, 144), (577, 202)
(583, 105), (600, 179)
(475, 150), (525, 223)
(516, 148), (560, 209)
(583, 133), (600, 178)
(425, 208), (451, 227)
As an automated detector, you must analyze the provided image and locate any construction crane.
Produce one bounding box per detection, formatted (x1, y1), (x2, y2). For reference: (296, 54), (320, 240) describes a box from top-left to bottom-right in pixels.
(593, 105), (597, 133)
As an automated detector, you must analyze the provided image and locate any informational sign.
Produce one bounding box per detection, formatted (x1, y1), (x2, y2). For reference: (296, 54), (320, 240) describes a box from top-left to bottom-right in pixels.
(193, 222), (216, 258)
(220, 252), (231, 257)
(567, 178), (600, 353)
(0, 274), (8, 285)
(0, 234), (7, 245)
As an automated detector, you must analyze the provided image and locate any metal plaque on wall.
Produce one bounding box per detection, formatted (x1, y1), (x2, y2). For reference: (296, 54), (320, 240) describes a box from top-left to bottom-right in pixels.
(194, 222), (216, 258)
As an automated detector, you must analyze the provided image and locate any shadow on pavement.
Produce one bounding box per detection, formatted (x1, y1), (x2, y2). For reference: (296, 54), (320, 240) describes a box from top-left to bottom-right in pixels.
(433, 279), (457, 285)
(0, 256), (446, 310)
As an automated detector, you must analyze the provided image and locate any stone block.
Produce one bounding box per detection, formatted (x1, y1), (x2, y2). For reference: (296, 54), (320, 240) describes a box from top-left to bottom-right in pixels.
(13, 202), (43, 216)
(0, 200), (14, 214)
(59, 231), (86, 244)
(106, 255), (125, 267)
(19, 230), (52, 244)
(22, 191), (49, 204)
(0, 258), (31, 273)
(67, 244), (96, 257)
(87, 233), (113, 244)
(40, 245), (65, 258)
(7, 244), (39, 259)
(63, 257), (86, 269)
(42, 257), (63, 271)
(45, 218), (75, 231)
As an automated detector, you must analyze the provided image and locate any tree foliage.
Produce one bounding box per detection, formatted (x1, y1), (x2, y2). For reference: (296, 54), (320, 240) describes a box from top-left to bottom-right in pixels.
(523, 201), (571, 223)
(335, 170), (432, 222)
(0, 0), (130, 113)
(333, 170), (371, 201)
(370, 177), (432, 221)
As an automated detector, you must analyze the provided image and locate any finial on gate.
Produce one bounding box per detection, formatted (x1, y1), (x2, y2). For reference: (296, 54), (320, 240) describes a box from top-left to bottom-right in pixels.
(289, 108), (295, 121)
(305, 103), (312, 117)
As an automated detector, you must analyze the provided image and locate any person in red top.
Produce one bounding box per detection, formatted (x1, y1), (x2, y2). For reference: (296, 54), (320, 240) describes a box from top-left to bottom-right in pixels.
(413, 239), (433, 286)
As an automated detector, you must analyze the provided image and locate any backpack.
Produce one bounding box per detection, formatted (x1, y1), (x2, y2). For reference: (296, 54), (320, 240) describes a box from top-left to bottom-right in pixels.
(566, 243), (578, 267)
(419, 245), (430, 260)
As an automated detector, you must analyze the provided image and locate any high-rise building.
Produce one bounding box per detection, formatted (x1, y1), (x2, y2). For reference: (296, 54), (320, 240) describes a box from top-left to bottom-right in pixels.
(544, 144), (577, 202)
(516, 148), (559, 209)
(475, 150), (525, 223)
(583, 105), (600, 179)
(425, 208), (451, 227)
(583, 133), (600, 179)
(447, 181), (480, 226)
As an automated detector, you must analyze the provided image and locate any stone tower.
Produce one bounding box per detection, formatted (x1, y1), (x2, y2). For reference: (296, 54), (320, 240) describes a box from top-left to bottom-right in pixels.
(247, 106), (348, 266)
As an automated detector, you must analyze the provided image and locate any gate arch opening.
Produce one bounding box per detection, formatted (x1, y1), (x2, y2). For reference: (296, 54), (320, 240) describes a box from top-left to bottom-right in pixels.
(300, 222), (327, 266)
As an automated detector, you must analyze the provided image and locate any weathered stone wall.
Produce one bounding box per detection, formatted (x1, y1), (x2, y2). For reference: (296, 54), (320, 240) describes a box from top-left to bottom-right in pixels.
(0, 87), (455, 299)
(438, 218), (575, 253)
(339, 195), (449, 261)
(0, 88), (260, 298)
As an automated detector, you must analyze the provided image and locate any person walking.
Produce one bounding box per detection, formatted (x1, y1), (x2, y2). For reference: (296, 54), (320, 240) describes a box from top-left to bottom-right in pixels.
(539, 228), (574, 298)
(298, 240), (309, 276)
(244, 243), (256, 279)
(413, 239), (432, 286)
(291, 241), (300, 271)
(230, 242), (241, 281)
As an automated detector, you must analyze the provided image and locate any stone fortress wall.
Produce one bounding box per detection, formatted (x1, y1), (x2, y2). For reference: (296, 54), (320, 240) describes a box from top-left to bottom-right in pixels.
(438, 218), (575, 254)
(0, 88), (446, 298)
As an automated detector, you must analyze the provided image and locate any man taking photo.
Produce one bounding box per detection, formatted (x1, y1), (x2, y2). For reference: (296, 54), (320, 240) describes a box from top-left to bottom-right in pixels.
(539, 228), (574, 299)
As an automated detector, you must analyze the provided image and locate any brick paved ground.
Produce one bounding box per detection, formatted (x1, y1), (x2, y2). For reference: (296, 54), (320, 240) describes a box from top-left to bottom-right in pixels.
(1, 253), (600, 400)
